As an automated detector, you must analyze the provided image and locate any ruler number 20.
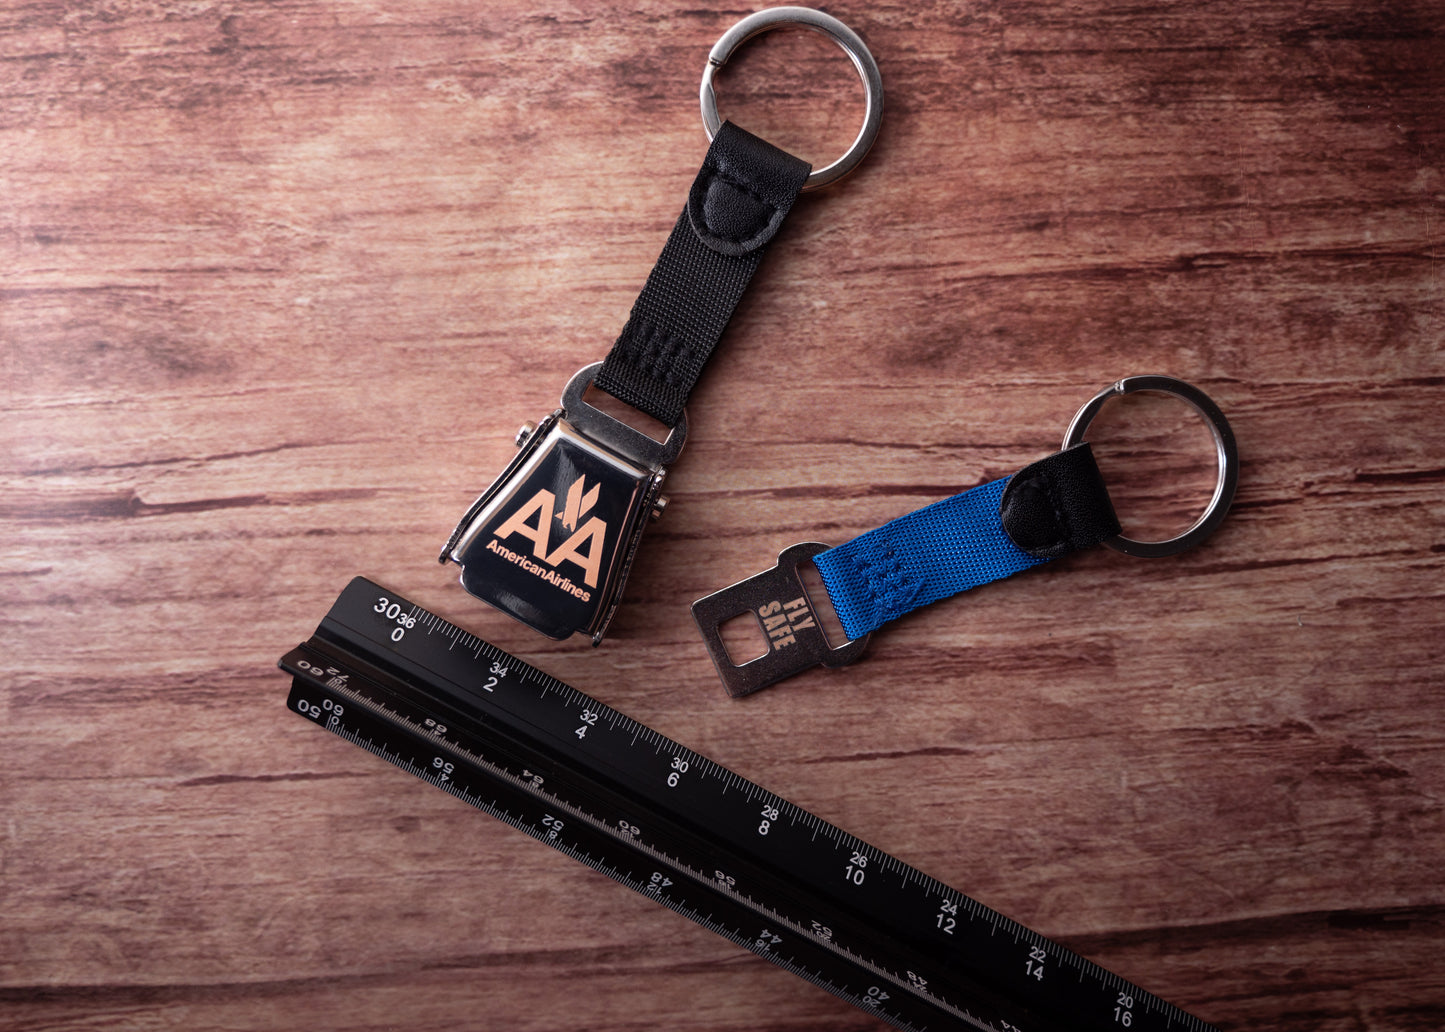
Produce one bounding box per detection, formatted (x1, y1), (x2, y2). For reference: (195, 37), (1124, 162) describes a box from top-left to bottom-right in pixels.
(1115, 993), (1135, 1027)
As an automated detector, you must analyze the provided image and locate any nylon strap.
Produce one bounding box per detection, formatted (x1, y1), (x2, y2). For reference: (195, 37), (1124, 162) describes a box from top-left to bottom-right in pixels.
(595, 122), (811, 429)
(813, 443), (1121, 640)
(813, 478), (1049, 640)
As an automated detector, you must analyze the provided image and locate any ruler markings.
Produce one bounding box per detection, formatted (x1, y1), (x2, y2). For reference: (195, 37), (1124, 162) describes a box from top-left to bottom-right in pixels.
(282, 578), (1217, 1032)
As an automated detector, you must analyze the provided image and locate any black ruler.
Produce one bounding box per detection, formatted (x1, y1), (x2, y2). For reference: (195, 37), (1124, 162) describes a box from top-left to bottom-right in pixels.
(279, 577), (1216, 1032)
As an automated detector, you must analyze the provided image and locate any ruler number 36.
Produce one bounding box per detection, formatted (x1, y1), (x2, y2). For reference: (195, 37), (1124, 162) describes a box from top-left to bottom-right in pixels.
(374, 596), (417, 642)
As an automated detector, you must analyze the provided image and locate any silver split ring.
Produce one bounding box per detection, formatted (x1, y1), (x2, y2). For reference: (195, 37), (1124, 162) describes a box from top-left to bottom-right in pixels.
(700, 7), (883, 191)
(1062, 375), (1239, 558)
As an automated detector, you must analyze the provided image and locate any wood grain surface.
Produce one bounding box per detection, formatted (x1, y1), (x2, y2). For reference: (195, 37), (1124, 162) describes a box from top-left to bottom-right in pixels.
(3, 2), (1442, 1030)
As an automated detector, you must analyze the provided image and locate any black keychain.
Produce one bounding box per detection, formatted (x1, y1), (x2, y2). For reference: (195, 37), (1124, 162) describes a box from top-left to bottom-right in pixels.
(441, 8), (884, 645)
(692, 376), (1240, 696)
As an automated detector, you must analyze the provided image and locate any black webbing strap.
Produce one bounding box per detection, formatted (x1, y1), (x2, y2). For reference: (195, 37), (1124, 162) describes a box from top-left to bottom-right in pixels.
(595, 121), (811, 428)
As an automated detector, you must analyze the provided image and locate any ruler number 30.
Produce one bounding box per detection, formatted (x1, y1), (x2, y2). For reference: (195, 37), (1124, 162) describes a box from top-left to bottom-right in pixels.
(374, 597), (417, 642)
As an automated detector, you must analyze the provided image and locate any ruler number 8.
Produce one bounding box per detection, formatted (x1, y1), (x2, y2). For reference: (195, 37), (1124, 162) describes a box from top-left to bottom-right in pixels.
(758, 804), (779, 835)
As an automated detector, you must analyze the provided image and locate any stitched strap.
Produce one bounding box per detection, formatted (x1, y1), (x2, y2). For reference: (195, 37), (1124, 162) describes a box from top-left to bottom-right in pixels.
(595, 121), (811, 428)
(813, 444), (1120, 639)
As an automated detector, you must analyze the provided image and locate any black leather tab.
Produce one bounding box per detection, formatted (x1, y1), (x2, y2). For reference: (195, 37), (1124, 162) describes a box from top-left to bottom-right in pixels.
(594, 122), (810, 429)
(999, 443), (1121, 559)
(687, 126), (809, 256)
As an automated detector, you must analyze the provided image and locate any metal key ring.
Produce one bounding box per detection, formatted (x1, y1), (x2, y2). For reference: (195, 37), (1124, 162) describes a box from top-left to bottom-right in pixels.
(700, 7), (883, 191)
(1062, 375), (1239, 558)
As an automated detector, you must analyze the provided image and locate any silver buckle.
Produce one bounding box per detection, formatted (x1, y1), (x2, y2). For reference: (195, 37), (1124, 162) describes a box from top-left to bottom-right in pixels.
(691, 542), (869, 697)
(442, 363), (685, 645)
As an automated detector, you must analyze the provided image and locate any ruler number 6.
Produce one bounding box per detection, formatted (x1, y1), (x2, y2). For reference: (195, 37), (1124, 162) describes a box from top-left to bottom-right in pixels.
(666, 756), (689, 787)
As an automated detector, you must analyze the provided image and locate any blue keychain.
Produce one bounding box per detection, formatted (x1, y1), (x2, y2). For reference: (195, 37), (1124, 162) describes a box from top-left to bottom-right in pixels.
(692, 375), (1239, 696)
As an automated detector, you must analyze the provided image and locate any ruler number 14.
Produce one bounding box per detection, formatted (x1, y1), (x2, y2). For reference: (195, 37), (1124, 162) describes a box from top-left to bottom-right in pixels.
(1025, 946), (1046, 981)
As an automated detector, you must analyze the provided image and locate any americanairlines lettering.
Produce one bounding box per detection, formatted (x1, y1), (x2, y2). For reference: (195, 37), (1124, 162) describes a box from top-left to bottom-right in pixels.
(757, 596), (817, 650)
(490, 473), (607, 599)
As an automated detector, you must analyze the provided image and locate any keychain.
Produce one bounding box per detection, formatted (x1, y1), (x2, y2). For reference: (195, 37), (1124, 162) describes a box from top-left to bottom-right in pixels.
(441, 8), (884, 645)
(692, 376), (1240, 696)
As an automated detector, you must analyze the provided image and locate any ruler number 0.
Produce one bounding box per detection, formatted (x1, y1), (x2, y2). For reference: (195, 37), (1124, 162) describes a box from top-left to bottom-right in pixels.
(374, 596), (417, 641)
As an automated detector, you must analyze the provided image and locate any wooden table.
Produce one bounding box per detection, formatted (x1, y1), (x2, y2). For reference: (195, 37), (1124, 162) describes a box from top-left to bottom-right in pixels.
(4, 3), (1442, 1030)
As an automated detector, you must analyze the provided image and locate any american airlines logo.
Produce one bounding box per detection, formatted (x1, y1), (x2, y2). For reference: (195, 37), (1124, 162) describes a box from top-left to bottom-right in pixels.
(489, 474), (608, 590)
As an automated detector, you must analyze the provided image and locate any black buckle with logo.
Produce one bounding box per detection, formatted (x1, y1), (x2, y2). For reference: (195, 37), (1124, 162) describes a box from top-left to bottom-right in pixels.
(441, 9), (882, 644)
(441, 363), (685, 644)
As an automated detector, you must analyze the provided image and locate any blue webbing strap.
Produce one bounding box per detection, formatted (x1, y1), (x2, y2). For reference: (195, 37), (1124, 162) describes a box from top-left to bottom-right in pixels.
(812, 476), (1051, 640)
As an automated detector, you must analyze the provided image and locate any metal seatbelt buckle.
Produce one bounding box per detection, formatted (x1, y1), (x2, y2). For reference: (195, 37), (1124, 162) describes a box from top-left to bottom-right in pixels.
(691, 542), (870, 697)
(441, 362), (686, 645)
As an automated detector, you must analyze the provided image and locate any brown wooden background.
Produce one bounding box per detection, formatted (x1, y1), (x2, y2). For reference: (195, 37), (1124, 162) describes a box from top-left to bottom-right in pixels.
(3, 2), (1442, 1030)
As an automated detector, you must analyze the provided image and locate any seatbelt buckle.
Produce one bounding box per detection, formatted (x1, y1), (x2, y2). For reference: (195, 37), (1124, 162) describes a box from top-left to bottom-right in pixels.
(691, 542), (870, 697)
(441, 362), (686, 645)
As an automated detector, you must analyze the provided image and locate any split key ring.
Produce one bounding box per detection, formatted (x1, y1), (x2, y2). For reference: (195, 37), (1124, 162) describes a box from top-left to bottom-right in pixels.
(1063, 375), (1240, 558)
(700, 7), (884, 191)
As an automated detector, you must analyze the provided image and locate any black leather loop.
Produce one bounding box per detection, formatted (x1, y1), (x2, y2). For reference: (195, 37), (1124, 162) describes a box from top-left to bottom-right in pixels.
(999, 442), (1122, 559)
(595, 121), (810, 428)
